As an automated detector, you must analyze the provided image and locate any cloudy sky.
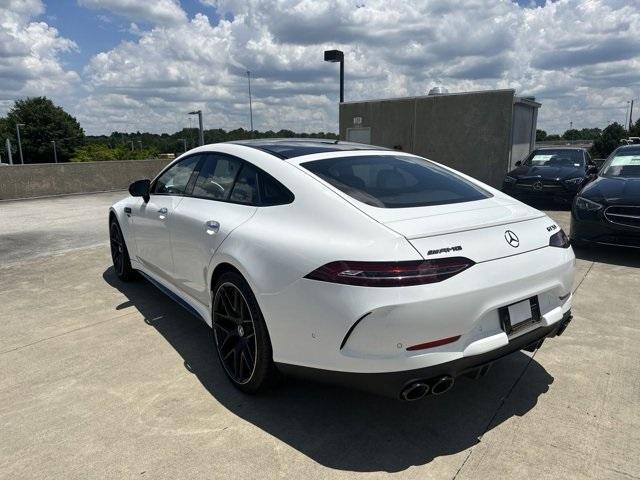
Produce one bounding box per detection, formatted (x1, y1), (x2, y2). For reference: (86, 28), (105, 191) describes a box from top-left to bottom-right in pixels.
(0, 0), (638, 136)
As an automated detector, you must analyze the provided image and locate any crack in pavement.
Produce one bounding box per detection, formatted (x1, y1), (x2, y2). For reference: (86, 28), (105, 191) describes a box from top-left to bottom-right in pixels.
(452, 259), (596, 479)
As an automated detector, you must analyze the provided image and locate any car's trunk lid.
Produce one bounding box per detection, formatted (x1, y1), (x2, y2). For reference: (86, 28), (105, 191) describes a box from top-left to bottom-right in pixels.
(363, 197), (552, 263)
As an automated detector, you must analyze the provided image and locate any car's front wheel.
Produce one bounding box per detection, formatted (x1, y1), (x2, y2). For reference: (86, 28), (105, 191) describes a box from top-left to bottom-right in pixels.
(110, 218), (135, 281)
(211, 271), (278, 393)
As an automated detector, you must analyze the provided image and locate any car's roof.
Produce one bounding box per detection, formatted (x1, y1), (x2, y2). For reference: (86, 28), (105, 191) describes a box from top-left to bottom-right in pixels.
(615, 145), (640, 152)
(228, 138), (389, 159)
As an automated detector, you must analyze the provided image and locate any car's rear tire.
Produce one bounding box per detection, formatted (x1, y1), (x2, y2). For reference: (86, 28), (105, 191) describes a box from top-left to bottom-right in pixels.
(110, 218), (135, 281)
(211, 271), (278, 393)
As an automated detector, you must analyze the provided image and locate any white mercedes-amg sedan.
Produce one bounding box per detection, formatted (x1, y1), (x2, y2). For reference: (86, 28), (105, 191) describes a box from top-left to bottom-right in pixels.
(109, 139), (574, 401)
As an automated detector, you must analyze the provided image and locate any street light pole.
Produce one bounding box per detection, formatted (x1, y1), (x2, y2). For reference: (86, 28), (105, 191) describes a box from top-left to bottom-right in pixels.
(625, 101), (631, 127)
(324, 50), (344, 103)
(6, 138), (13, 165)
(51, 141), (58, 163)
(247, 71), (254, 138)
(179, 138), (187, 152)
(188, 110), (204, 146)
(16, 123), (24, 164)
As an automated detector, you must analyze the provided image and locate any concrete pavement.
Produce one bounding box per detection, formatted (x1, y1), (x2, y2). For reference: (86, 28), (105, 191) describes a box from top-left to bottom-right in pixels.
(0, 193), (638, 479)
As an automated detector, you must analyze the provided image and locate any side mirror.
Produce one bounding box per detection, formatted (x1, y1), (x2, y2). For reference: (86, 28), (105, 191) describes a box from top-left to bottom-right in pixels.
(515, 161), (522, 167)
(587, 165), (598, 175)
(129, 179), (151, 202)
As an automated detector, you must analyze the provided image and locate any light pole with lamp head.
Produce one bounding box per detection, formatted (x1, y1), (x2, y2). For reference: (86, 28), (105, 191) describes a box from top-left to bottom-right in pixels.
(324, 49), (344, 103)
(188, 110), (204, 146)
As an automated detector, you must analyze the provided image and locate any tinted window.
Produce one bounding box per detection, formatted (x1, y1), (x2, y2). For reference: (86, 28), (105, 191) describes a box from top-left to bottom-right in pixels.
(260, 172), (294, 205)
(524, 149), (584, 167)
(192, 154), (242, 200)
(302, 155), (490, 208)
(601, 147), (640, 178)
(229, 162), (294, 206)
(230, 163), (260, 204)
(153, 155), (200, 195)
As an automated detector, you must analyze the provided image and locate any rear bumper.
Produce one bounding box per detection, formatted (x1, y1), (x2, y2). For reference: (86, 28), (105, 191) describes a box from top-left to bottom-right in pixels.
(277, 311), (572, 399)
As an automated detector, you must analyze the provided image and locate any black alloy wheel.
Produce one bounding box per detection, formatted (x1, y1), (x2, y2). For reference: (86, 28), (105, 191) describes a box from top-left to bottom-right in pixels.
(110, 219), (134, 281)
(211, 271), (278, 393)
(213, 282), (258, 384)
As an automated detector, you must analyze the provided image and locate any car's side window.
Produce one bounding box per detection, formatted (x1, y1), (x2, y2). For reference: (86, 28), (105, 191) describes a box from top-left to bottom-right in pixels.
(585, 151), (593, 166)
(260, 171), (294, 205)
(192, 154), (242, 201)
(230, 162), (260, 204)
(153, 155), (201, 195)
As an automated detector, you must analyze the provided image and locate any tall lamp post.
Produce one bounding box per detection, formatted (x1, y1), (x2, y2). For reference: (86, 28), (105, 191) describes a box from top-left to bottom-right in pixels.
(178, 138), (187, 152)
(16, 123), (24, 164)
(51, 141), (58, 163)
(247, 71), (254, 138)
(324, 49), (344, 103)
(188, 110), (204, 146)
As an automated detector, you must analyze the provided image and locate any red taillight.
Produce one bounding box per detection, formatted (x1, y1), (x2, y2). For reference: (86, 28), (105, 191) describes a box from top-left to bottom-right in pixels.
(406, 335), (461, 351)
(304, 257), (474, 287)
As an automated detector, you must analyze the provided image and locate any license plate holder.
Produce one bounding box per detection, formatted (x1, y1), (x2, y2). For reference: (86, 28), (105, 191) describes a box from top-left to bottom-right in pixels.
(499, 296), (541, 336)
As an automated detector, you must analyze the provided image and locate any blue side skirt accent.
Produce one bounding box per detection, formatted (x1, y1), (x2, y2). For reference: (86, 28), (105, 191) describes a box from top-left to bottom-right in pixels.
(137, 270), (207, 324)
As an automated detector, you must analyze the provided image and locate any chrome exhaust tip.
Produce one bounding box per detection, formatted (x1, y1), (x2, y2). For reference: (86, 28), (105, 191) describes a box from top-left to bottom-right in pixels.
(400, 382), (430, 401)
(431, 375), (455, 396)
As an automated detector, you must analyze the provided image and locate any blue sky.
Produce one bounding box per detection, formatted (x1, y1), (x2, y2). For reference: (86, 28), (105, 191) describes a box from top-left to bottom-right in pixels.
(0, 1), (637, 135)
(42, 0), (223, 72)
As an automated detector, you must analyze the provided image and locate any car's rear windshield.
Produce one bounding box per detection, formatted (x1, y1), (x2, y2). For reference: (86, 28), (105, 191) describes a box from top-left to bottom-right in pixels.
(301, 155), (491, 208)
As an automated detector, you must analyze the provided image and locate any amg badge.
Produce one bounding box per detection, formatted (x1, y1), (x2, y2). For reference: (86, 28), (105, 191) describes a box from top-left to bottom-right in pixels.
(427, 245), (463, 256)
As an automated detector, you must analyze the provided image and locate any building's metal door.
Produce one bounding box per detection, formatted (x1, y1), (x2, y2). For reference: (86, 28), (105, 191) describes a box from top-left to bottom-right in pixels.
(346, 127), (371, 144)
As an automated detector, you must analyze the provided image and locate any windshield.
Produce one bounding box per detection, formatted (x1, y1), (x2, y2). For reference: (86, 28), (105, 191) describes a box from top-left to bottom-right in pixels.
(301, 155), (491, 208)
(601, 148), (640, 178)
(523, 149), (584, 168)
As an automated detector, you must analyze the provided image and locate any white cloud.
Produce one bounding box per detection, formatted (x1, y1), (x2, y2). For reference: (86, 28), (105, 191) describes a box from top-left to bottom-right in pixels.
(0, 0), (79, 113)
(2, 0), (640, 134)
(77, 0), (187, 24)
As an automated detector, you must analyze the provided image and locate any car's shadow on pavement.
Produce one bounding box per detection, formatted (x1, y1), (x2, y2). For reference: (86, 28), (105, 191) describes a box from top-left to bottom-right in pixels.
(104, 267), (555, 473)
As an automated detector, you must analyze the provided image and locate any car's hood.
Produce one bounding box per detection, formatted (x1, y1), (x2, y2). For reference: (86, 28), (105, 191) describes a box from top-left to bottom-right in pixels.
(579, 176), (640, 204)
(508, 165), (584, 181)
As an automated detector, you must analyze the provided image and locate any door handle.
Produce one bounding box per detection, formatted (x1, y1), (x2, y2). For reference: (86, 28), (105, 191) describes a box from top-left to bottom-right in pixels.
(205, 220), (220, 235)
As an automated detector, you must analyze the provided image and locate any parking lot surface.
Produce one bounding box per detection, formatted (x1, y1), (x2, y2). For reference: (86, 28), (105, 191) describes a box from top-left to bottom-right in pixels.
(1, 192), (639, 479)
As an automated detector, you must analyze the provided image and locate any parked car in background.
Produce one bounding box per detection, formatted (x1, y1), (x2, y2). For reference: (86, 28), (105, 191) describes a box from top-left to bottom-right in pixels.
(502, 148), (598, 203)
(109, 139), (574, 401)
(571, 145), (640, 248)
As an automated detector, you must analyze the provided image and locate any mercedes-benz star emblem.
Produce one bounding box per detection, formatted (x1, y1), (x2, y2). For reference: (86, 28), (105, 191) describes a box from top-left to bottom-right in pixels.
(532, 180), (543, 191)
(505, 230), (520, 248)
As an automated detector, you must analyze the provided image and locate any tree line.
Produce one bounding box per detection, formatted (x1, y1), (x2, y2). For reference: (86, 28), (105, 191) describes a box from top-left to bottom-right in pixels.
(0, 97), (338, 164)
(1, 96), (637, 164)
(537, 121), (640, 158)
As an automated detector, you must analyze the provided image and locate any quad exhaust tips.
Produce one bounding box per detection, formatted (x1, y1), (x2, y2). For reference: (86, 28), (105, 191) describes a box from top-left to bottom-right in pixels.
(400, 375), (455, 401)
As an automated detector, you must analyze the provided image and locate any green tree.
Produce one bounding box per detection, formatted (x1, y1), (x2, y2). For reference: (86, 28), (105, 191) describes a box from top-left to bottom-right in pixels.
(629, 119), (640, 138)
(536, 129), (547, 142)
(591, 122), (627, 158)
(4, 97), (84, 163)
